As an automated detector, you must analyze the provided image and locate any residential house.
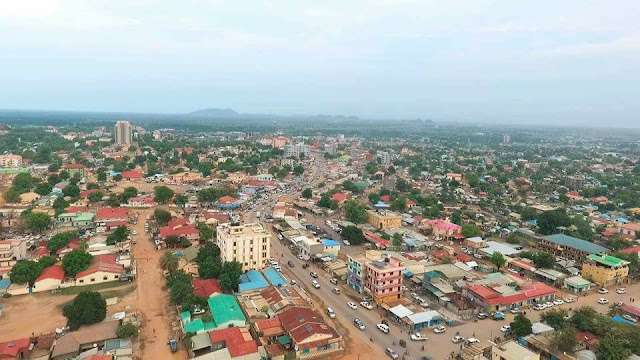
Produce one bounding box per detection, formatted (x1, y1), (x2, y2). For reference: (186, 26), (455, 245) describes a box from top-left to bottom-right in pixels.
(420, 219), (462, 240)
(581, 254), (629, 286)
(446, 173), (463, 182)
(75, 255), (124, 286)
(95, 207), (129, 229)
(193, 278), (222, 298)
(51, 321), (119, 360)
(170, 171), (202, 183)
(277, 306), (342, 359)
(617, 223), (640, 240)
(206, 327), (259, 359)
(491, 341), (540, 360)
(563, 276), (593, 294)
(32, 265), (66, 293)
(0, 239), (27, 278)
(159, 218), (200, 244)
(0, 338), (31, 359)
(347, 253), (369, 293)
(120, 171), (143, 180)
(465, 282), (557, 312)
(57, 212), (95, 227)
(217, 222), (270, 271)
(64, 163), (87, 177)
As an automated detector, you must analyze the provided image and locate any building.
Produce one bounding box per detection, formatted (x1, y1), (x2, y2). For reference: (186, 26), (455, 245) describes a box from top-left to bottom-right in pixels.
(284, 143), (310, 158)
(114, 120), (132, 146)
(535, 234), (608, 263)
(566, 175), (586, 189)
(446, 173), (463, 182)
(563, 276), (593, 294)
(33, 265), (66, 292)
(277, 306), (343, 359)
(217, 222), (271, 271)
(0, 337), (31, 359)
(159, 218), (200, 244)
(347, 253), (369, 293)
(75, 255), (124, 286)
(364, 257), (404, 304)
(617, 223), (640, 239)
(64, 163), (87, 178)
(0, 154), (22, 168)
(51, 321), (119, 360)
(378, 151), (391, 165)
(492, 341), (539, 360)
(0, 239), (27, 277)
(581, 254), (629, 287)
(465, 282), (557, 312)
(366, 210), (402, 231)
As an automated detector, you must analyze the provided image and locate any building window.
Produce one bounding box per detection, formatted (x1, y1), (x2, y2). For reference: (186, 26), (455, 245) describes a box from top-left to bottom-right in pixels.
(90, 278), (95, 282)
(103, 276), (108, 280)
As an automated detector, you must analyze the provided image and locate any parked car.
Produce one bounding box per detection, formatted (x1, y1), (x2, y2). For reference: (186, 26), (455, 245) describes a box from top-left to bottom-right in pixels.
(466, 338), (480, 345)
(410, 332), (427, 341)
(598, 288), (609, 294)
(598, 298), (609, 304)
(310, 272), (318, 278)
(553, 299), (564, 306)
(347, 302), (358, 310)
(287, 260), (295, 267)
(533, 304), (546, 311)
(510, 308), (520, 314)
(385, 347), (399, 359)
(491, 312), (506, 320)
(477, 313), (489, 320)
(564, 297), (577, 303)
(311, 280), (320, 289)
(617, 287), (627, 294)
(451, 336), (465, 344)
(343, 240), (351, 246)
(360, 302), (373, 310)
(377, 323), (390, 333)
(354, 318), (365, 331)
(330, 278), (338, 285)
(332, 288), (341, 295)
(500, 325), (511, 333)
(327, 307), (336, 319)
(433, 325), (446, 333)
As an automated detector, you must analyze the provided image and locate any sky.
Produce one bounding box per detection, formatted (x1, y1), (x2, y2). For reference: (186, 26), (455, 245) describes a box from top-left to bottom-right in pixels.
(1, 0), (639, 127)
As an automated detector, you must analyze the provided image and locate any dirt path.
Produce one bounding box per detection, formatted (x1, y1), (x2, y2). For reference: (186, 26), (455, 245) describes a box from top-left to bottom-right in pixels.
(131, 208), (188, 359)
(0, 292), (72, 340)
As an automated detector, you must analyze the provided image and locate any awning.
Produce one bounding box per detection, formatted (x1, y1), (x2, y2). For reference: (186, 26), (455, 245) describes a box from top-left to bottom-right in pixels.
(278, 335), (292, 345)
(403, 269), (414, 277)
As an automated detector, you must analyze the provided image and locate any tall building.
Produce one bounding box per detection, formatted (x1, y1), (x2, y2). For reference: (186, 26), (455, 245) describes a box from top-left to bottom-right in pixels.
(284, 143), (310, 158)
(114, 120), (132, 146)
(378, 151), (391, 165)
(364, 256), (404, 304)
(0, 154), (22, 168)
(216, 222), (271, 271)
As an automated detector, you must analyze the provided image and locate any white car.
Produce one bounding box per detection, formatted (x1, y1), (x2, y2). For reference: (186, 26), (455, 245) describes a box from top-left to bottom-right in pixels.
(553, 299), (564, 306)
(533, 304), (546, 311)
(410, 332), (427, 341)
(433, 325), (446, 334)
(347, 302), (358, 310)
(500, 325), (511, 333)
(510, 308), (520, 314)
(131, 230), (138, 235)
(544, 302), (554, 308)
(343, 240), (351, 246)
(564, 297), (576, 303)
(354, 318), (365, 331)
(598, 288), (609, 294)
(616, 287), (627, 294)
(598, 298), (609, 304)
(360, 302), (374, 310)
(311, 280), (320, 289)
(377, 323), (390, 333)
(451, 335), (465, 344)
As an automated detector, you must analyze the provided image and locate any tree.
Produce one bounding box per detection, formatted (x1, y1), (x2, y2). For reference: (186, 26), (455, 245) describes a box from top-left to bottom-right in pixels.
(293, 165), (304, 175)
(62, 184), (80, 198)
(88, 191), (104, 202)
(34, 183), (53, 196)
(47, 231), (77, 253)
(490, 252), (506, 271)
(198, 224), (215, 243)
(23, 212), (51, 233)
(342, 200), (367, 223)
(9, 260), (42, 286)
(199, 257), (222, 279)
(510, 313), (533, 337)
(597, 334), (632, 360)
(461, 224), (482, 238)
(62, 291), (107, 330)
(451, 211), (462, 225)
(552, 327), (577, 353)
(341, 225), (366, 245)
(197, 242), (221, 263)
(116, 322), (138, 338)
(170, 280), (193, 305)
(154, 208), (172, 226)
(541, 308), (568, 330)
(316, 194), (337, 209)
(121, 186), (138, 202)
(12, 173), (34, 193)
(47, 174), (61, 185)
(159, 251), (179, 274)
(392, 233), (403, 249)
(154, 185), (174, 203)
(166, 270), (192, 288)
(62, 250), (93, 276)
(107, 226), (129, 245)
(537, 209), (572, 235)
(532, 252), (555, 268)
(219, 261), (242, 292)
(97, 168), (107, 182)
(86, 182), (100, 190)
(302, 188), (313, 199)
(174, 194), (188, 207)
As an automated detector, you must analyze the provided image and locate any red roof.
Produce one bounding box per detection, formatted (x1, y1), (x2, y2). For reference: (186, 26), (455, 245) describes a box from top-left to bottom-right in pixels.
(620, 246), (640, 254)
(80, 189), (99, 198)
(218, 196), (236, 204)
(521, 282), (557, 299)
(96, 207), (128, 221)
(380, 195), (390, 202)
(193, 279), (222, 297)
(159, 220), (199, 239)
(121, 171), (143, 179)
(76, 254), (123, 279)
(209, 327), (258, 357)
(56, 239), (81, 255)
(363, 230), (389, 247)
(0, 338), (30, 358)
(456, 253), (473, 262)
(32, 246), (50, 260)
(331, 192), (347, 203)
(509, 259), (536, 272)
(621, 304), (640, 318)
(278, 306), (336, 345)
(64, 163), (86, 169)
(35, 265), (65, 283)
(468, 285), (499, 300)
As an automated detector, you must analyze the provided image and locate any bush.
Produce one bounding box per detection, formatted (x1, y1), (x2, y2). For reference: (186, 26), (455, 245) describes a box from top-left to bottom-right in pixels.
(116, 322), (138, 338)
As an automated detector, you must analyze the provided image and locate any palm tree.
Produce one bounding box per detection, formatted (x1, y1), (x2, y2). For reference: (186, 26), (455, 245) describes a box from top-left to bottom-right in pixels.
(158, 251), (179, 274)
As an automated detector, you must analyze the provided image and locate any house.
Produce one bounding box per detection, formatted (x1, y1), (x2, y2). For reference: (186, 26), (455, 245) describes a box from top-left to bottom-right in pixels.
(277, 306), (342, 359)
(465, 282), (557, 312)
(127, 196), (155, 207)
(420, 219), (462, 240)
(120, 171), (143, 180)
(0, 239), (27, 277)
(57, 212), (95, 227)
(535, 234), (608, 263)
(75, 254), (124, 286)
(617, 223), (640, 239)
(0, 338), (31, 359)
(207, 294), (247, 329)
(33, 265), (66, 293)
(581, 254), (629, 287)
(331, 192), (347, 206)
(563, 276), (593, 294)
(159, 218), (200, 244)
(50, 321), (119, 360)
(446, 173), (463, 182)
(19, 191), (41, 204)
(321, 239), (341, 258)
(347, 253), (369, 293)
(491, 340), (540, 360)
(193, 278), (222, 298)
(207, 327), (259, 359)
(170, 171), (202, 183)
(95, 207), (129, 224)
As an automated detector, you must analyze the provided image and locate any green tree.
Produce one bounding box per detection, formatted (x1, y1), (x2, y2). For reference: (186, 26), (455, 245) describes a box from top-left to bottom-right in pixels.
(510, 313), (533, 338)
(451, 211), (462, 225)
(23, 212), (51, 233)
(596, 334), (632, 360)
(47, 231), (77, 253)
(198, 224), (215, 242)
(159, 251), (180, 274)
(34, 183), (53, 196)
(154, 208), (172, 226)
(116, 322), (138, 338)
(9, 260), (42, 286)
(121, 186), (138, 202)
(316, 194), (337, 209)
(62, 250), (93, 276)
(12, 173), (34, 193)
(174, 194), (188, 207)
(154, 185), (174, 203)
(166, 270), (192, 288)
(62, 291), (107, 330)
(552, 327), (577, 353)
(199, 257), (222, 279)
(341, 225), (366, 245)
(219, 261), (242, 292)
(86, 182), (100, 190)
(532, 252), (555, 268)
(197, 242), (221, 263)
(301, 188), (313, 199)
(461, 224), (482, 238)
(97, 168), (107, 182)
(88, 191), (104, 202)
(540, 308), (568, 330)
(490, 252), (506, 272)
(170, 280), (194, 305)
(62, 184), (80, 198)
(107, 226), (129, 245)
(537, 209), (572, 235)
(392, 233), (403, 249)
(342, 200), (368, 223)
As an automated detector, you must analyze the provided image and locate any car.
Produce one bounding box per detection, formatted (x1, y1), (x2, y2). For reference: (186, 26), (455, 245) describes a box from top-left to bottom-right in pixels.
(290, 280), (297, 286)
(544, 302), (554, 308)
(598, 288), (609, 294)
(131, 230), (138, 235)
(330, 278), (338, 285)
(477, 312), (489, 320)
(564, 297), (577, 303)
(360, 302), (373, 310)
(492, 312), (506, 320)
(616, 287), (627, 294)
(410, 332), (427, 341)
(385, 347), (399, 359)
(343, 240), (351, 246)
(616, 301), (624, 306)
(411, 292), (419, 300)
(419, 301), (429, 308)
(500, 325), (511, 333)
(347, 302), (358, 310)
(623, 314), (638, 323)
(466, 338), (480, 345)
(474, 253), (483, 259)
(451, 336), (465, 344)
(327, 307), (336, 319)
(332, 288), (341, 294)
(598, 298), (609, 304)
(377, 323), (390, 333)
(353, 318), (365, 331)
(510, 308), (520, 314)
(311, 280), (320, 289)
(192, 307), (205, 315)
(553, 299), (564, 306)
(533, 304), (547, 311)
(287, 260), (295, 267)
(273, 265), (281, 271)
(401, 285), (408, 292)
(310, 272), (318, 278)
(433, 325), (446, 333)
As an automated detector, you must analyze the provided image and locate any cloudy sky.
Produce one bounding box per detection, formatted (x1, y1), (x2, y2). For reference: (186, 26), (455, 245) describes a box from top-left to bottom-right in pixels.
(1, 0), (639, 126)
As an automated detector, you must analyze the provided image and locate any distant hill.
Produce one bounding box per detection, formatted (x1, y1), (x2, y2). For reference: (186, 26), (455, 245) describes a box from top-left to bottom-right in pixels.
(189, 108), (240, 117)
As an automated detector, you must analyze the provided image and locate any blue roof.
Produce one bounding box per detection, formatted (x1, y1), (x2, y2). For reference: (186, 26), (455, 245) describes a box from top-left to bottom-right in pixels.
(599, 214), (611, 219)
(543, 234), (608, 254)
(0, 278), (10, 290)
(322, 239), (340, 247)
(613, 315), (637, 327)
(616, 217), (629, 224)
(263, 267), (288, 287)
(218, 204), (240, 209)
(528, 220), (538, 225)
(403, 269), (413, 277)
(239, 270), (269, 292)
(374, 201), (390, 208)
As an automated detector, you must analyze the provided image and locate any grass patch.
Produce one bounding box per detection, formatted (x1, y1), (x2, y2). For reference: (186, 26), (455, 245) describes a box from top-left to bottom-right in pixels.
(57, 281), (133, 295)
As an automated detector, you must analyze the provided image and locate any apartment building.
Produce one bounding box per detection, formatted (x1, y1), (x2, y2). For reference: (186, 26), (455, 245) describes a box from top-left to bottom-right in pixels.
(114, 120), (132, 146)
(581, 254), (629, 287)
(378, 151), (391, 165)
(366, 210), (402, 231)
(347, 253), (368, 293)
(0, 239), (27, 277)
(0, 154), (22, 168)
(217, 223), (271, 271)
(364, 257), (404, 304)
(535, 234), (608, 263)
(284, 143), (310, 158)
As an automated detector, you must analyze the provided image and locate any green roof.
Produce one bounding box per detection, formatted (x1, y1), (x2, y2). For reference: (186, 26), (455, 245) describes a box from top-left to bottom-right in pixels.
(184, 318), (204, 334)
(587, 254), (628, 267)
(208, 294), (246, 327)
(543, 234), (608, 254)
(278, 335), (292, 345)
(74, 212), (95, 221)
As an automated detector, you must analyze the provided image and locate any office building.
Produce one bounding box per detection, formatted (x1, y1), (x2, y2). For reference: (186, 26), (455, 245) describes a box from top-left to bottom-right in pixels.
(284, 143), (310, 158)
(581, 254), (629, 287)
(378, 151), (391, 165)
(114, 120), (132, 146)
(216, 223), (271, 271)
(366, 210), (402, 231)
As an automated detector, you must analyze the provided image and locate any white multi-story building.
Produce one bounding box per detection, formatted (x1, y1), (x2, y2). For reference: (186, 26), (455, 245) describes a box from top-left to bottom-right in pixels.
(284, 143), (310, 158)
(0, 239), (27, 277)
(114, 120), (132, 146)
(0, 154), (22, 168)
(378, 151), (391, 165)
(216, 222), (271, 271)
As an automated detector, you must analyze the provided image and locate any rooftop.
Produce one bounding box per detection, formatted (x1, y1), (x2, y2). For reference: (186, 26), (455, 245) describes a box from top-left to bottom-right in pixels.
(543, 234), (608, 254)
(587, 253), (629, 267)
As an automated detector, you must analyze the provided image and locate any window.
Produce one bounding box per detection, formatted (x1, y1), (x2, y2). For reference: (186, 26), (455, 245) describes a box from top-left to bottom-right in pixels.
(79, 279), (84, 283)
(103, 276), (108, 280)
(90, 278), (95, 282)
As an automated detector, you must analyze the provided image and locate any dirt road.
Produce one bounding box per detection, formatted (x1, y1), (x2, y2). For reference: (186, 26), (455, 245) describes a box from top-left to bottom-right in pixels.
(131, 208), (188, 359)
